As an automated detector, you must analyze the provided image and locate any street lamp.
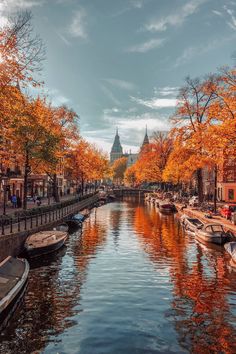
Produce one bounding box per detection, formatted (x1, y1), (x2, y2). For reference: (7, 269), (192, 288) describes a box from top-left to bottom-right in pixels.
(2, 176), (9, 215)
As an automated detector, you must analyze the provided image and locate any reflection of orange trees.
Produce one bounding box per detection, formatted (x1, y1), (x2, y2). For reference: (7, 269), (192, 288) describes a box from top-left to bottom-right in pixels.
(172, 250), (236, 354)
(133, 205), (187, 267)
(73, 216), (108, 273)
(0, 248), (78, 353)
(134, 204), (236, 353)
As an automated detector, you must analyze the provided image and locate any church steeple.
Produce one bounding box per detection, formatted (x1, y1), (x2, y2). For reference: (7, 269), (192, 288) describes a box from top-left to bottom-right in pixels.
(110, 128), (123, 163)
(141, 125), (149, 149)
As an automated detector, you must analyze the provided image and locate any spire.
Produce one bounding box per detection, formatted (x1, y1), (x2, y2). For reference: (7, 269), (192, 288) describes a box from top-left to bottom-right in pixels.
(141, 126), (149, 149)
(111, 129), (123, 154)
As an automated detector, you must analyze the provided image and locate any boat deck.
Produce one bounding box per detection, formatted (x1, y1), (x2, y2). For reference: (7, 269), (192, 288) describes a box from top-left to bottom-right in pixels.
(0, 257), (25, 301)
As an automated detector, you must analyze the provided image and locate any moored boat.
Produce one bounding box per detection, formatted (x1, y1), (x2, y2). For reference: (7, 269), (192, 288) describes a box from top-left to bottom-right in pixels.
(195, 223), (232, 245)
(159, 202), (177, 214)
(224, 242), (236, 267)
(67, 212), (87, 226)
(0, 256), (29, 329)
(25, 230), (68, 258)
(180, 215), (204, 232)
(53, 223), (69, 232)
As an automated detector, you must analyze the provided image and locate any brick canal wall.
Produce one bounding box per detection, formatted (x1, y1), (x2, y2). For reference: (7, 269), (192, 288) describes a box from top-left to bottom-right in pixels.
(0, 193), (99, 262)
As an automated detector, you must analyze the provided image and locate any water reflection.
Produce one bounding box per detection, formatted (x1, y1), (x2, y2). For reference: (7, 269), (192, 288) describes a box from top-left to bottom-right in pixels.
(133, 201), (236, 353)
(0, 199), (236, 353)
(0, 212), (108, 354)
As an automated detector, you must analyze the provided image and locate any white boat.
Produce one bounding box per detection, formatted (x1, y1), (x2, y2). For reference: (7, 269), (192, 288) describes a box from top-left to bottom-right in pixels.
(180, 215), (204, 232)
(53, 223), (69, 232)
(0, 257), (29, 329)
(195, 224), (232, 245)
(25, 230), (68, 258)
(224, 242), (236, 267)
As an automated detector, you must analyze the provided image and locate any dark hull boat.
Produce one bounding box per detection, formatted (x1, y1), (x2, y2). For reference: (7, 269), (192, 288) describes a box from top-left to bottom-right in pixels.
(25, 231), (68, 258)
(66, 212), (87, 228)
(159, 202), (177, 214)
(0, 257), (29, 329)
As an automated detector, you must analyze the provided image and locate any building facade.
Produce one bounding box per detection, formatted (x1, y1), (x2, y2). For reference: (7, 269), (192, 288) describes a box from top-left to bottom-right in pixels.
(110, 128), (149, 165)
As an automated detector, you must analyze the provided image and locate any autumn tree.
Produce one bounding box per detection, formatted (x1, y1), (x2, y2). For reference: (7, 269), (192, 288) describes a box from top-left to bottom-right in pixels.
(171, 75), (218, 202)
(67, 139), (110, 194)
(124, 165), (137, 186)
(111, 157), (128, 185)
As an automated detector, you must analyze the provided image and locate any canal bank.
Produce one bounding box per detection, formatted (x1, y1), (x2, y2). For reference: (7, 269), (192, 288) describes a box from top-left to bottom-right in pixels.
(0, 193), (99, 262)
(176, 203), (236, 234)
(1, 198), (235, 354)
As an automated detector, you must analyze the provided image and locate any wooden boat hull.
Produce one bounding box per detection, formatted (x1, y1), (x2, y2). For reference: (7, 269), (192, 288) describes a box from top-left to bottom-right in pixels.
(0, 257), (29, 329)
(196, 232), (229, 245)
(159, 206), (177, 214)
(25, 231), (68, 258)
(26, 237), (66, 258)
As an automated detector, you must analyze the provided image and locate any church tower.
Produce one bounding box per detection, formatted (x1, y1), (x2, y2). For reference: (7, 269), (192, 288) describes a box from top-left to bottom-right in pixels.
(110, 128), (123, 163)
(141, 126), (149, 150)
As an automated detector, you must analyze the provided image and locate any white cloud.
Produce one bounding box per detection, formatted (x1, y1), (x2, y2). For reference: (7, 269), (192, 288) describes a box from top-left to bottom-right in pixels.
(154, 86), (179, 97)
(145, 0), (207, 32)
(118, 115), (169, 132)
(0, 0), (43, 27)
(98, 110), (169, 152)
(126, 38), (165, 53)
(224, 6), (236, 30)
(3, 0), (43, 9)
(104, 78), (137, 90)
(212, 10), (223, 17)
(130, 0), (144, 9)
(174, 33), (236, 67)
(69, 9), (87, 38)
(55, 30), (71, 46)
(100, 85), (121, 105)
(131, 96), (177, 108)
(47, 88), (70, 106)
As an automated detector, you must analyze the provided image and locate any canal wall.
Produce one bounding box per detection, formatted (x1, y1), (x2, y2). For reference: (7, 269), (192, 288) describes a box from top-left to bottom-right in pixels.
(0, 193), (99, 262)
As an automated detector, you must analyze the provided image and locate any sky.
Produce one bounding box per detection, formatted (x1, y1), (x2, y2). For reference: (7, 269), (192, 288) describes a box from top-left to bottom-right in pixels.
(1, 0), (236, 154)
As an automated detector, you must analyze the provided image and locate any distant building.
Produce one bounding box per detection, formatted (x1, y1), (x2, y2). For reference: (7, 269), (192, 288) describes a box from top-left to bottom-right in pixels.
(127, 153), (139, 168)
(141, 126), (149, 150)
(110, 128), (149, 165)
(110, 128), (123, 164)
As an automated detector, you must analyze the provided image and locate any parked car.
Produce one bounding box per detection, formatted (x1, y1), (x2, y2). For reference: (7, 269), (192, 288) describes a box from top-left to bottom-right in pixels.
(220, 204), (236, 220)
(189, 196), (199, 207)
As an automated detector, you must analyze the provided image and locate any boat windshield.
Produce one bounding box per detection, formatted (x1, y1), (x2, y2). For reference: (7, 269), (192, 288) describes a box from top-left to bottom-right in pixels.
(211, 225), (224, 232)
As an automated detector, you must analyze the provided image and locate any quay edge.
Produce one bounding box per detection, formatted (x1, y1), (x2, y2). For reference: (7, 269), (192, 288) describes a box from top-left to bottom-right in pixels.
(0, 193), (99, 262)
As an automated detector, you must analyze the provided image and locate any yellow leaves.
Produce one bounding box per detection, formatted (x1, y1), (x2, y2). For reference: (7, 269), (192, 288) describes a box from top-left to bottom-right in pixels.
(67, 139), (110, 182)
(111, 157), (128, 181)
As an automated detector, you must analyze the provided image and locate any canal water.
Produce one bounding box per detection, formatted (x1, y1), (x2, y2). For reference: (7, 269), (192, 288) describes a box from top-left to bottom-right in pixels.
(1, 198), (236, 354)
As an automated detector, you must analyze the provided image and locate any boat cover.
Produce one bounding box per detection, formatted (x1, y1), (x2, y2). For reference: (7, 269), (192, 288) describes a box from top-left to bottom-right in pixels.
(0, 257), (25, 301)
(225, 242), (236, 261)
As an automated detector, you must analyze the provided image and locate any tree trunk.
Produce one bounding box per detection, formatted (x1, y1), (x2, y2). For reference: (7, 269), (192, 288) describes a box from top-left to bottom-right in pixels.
(81, 175), (84, 196)
(196, 168), (203, 203)
(214, 165), (218, 214)
(52, 173), (60, 202)
(23, 151), (29, 210)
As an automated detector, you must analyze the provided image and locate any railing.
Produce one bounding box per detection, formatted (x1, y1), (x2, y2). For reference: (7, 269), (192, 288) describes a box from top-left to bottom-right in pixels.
(0, 194), (98, 236)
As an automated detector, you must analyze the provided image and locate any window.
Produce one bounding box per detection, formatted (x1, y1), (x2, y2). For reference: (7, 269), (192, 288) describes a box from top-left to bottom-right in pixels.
(228, 189), (234, 200)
